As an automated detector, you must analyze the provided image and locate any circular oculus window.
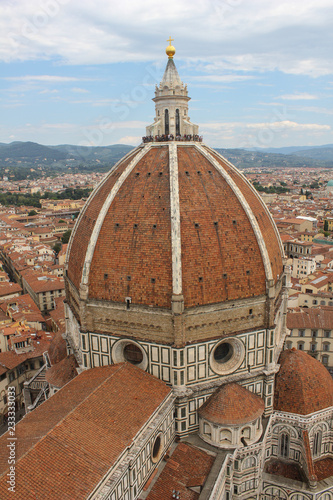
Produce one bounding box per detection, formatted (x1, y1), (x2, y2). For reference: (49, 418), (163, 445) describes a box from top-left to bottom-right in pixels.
(151, 432), (164, 463)
(112, 339), (148, 370)
(210, 337), (245, 375)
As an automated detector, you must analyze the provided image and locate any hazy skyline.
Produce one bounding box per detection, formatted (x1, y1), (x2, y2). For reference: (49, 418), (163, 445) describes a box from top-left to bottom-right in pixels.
(1, 0), (332, 149)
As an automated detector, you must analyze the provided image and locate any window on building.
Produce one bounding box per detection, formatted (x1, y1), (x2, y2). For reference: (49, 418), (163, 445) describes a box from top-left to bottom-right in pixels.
(17, 365), (25, 375)
(323, 343), (330, 352)
(173, 351), (177, 367)
(312, 330), (318, 337)
(298, 330), (305, 337)
(286, 341), (292, 349)
(322, 355), (329, 366)
(220, 429), (232, 443)
(313, 431), (322, 457)
(204, 423), (212, 438)
(279, 433), (289, 458)
(297, 342), (304, 351)
(324, 330), (331, 338)
(313, 300), (317, 305)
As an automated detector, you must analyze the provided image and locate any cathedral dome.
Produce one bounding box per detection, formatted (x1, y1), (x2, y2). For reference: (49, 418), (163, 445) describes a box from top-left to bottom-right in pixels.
(66, 143), (284, 311)
(274, 348), (333, 415)
(198, 382), (265, 425)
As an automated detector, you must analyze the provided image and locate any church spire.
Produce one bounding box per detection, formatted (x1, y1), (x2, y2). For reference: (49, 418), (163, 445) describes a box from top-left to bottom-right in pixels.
(145, 39), (199, 138)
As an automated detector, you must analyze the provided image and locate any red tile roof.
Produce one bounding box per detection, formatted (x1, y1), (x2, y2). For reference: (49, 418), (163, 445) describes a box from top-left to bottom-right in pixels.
(274, 349), (333, 415)
(0, 363), (171, 500)
(287, 307), (333, 330)
(0, 340), (49, 370)
(0, 282), (22, 297)
(265, 458), (305, 482)
(47, 331), (67, 364)
(314, 457), (333, 481)
(146, 442), (215, 500)
(45, 354), (78, 387)
(67, 144), (283, 309)
(199, 382), (265, 425)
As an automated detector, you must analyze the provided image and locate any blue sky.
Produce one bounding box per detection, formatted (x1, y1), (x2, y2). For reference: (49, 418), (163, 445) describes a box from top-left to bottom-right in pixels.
(0, 0), (332, 149)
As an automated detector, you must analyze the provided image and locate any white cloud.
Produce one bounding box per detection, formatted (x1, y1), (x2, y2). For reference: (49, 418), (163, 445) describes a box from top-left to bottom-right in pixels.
(118, 136), (141, 144)
(276, 92), (318, 100)
(4, 75), (85, 82)
(0, 0), (332, 76)
(246, 120), (330, 131)
(189, 75), (255, 83)
(39, 89), (59, 94)
(71, 87), (89, 93)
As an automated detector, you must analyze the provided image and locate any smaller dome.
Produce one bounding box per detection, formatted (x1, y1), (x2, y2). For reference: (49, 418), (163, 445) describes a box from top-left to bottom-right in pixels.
(274, 349), (333, 415)
(199, 382), (265, 425)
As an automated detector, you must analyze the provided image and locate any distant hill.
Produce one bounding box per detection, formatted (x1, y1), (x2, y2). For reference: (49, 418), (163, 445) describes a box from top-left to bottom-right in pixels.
(49, 143), (134, 162)
(0, 141), (134, 163)
(0, 142), (332, 176)
(215, 148), (333, 170)
(0, 141), (68, 160)
(248, 144), (333, 162)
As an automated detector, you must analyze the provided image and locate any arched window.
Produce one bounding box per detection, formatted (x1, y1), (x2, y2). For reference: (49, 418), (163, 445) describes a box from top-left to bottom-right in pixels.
(164, 109), (169, 135)
(203, 422), (212, 438)
(279, 433), (289, 458)
(263, 486), (287, 500)
(313, 430), (322, 457)
(220, 429), (232, 443)
(242, 427), (251, 439)
(243, 456), (256, 470)
(175, 109), (180, 135)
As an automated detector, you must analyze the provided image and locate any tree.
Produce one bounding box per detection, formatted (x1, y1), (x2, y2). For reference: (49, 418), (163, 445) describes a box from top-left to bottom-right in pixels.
(324, 220), (329, 232)
(61, 230), (72, 244)
(28, 209), (38, 216)
(53, 242), (61, 254)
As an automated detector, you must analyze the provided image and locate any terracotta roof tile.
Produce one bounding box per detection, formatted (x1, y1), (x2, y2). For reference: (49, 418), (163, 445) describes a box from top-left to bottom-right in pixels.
(0, 363), (171, 500)
(314, 457), (333, 481)
(287, 308), (333, 330)
(146, 442), (215, 500)
(66, 144), (284, 309)
(45, 354), (78, 387)
(198, 382), (265, 425)
(274, 349), (333, 415)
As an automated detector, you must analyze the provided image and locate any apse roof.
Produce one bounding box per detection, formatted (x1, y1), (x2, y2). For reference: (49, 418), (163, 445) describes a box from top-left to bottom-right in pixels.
(274, 348), (333, 415)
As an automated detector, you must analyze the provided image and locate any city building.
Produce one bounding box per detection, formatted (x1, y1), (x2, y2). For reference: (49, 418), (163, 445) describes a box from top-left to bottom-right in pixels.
(287, 308), (333, 371)
(291, 256), (317, 278)
(0, 41), (332, 499)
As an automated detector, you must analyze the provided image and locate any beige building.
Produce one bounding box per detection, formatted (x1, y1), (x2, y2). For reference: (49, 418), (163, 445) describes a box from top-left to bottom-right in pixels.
(286, 308), (333, 374)
(21, 270), (65, 312)
(291, 256), (317, 278)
